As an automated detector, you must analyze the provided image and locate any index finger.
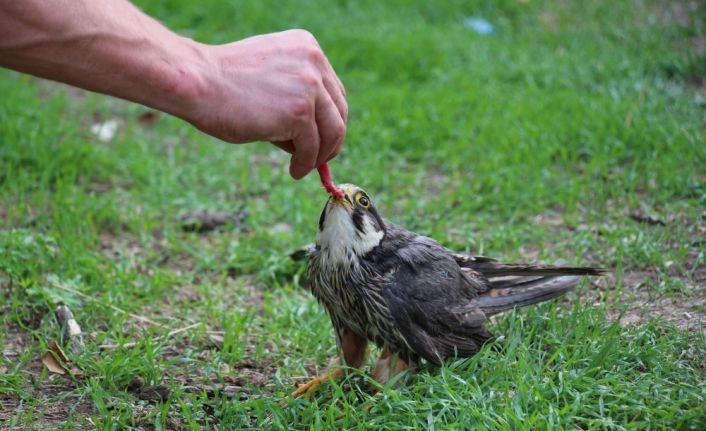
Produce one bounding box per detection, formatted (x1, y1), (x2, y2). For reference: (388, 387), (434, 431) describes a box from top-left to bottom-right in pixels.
(290, 120), (320, 179)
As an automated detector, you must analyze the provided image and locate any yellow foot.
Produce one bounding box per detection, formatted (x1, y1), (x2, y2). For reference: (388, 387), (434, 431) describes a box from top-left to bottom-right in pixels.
(292, 375), (328, 398)
(292, 369), (343, 398)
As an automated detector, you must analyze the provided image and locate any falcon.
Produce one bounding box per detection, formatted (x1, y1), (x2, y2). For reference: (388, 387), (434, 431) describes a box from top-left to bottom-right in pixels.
(294, 183), (602, 397)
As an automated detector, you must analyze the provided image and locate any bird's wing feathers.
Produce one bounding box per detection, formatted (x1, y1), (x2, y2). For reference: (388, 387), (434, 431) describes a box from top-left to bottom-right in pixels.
(362, 225), (600, 365)
(376, 238), (494, 365)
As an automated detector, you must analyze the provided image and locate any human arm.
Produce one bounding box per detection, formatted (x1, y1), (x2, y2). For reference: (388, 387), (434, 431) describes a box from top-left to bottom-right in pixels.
(0, 0), (347, 179)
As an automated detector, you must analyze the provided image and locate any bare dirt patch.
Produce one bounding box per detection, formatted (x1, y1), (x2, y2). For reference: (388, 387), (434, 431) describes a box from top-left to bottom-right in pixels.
(589, 263), (706, 332)
(0, 376), (93, 430)
(2, 324), (29, 360)
(653, 0), (704, 28)
(1, 316), (92, 429)
(175, 351), (279, 394)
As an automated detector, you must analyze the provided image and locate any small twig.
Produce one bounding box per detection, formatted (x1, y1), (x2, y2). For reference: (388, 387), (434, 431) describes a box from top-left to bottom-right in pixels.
(166, 322), (202, 337)
(99, 342), (138, 350)
(55, 305), (84, 354)
(49, 279), (166, 328)
(99, 322), (203, 350)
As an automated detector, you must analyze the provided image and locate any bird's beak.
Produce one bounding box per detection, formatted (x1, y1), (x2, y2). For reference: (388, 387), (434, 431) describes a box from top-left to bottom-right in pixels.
(328, 184), (354, 208)
(329, 193), (352, 207)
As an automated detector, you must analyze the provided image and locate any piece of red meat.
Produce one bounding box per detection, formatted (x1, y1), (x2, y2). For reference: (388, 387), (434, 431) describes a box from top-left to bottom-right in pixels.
(317, 163), (344, 198)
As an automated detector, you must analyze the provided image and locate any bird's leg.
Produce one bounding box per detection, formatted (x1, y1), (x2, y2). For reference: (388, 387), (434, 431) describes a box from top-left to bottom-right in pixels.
(371, 349), (412, 390)
(292, 330), (368, 398)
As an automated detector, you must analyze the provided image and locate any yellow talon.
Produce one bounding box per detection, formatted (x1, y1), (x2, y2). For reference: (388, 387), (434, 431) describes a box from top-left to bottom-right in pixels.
(292, 377), (323, 398)
(292, 369), (344, 398)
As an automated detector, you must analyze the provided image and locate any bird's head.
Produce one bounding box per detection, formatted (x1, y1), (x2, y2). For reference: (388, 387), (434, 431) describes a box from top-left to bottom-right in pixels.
(316, 184), (386, 259)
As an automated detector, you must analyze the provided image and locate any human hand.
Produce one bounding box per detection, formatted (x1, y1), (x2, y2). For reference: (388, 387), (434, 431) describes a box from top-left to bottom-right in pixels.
(0, 0), (346, 179)
(184, 30), (348, 179)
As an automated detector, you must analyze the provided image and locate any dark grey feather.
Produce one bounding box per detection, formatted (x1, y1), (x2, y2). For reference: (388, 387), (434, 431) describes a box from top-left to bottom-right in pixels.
(476, 275), (584, 316)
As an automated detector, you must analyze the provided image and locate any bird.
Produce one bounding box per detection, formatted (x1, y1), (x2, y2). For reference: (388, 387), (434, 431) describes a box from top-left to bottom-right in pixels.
(293, 183), (603, 397)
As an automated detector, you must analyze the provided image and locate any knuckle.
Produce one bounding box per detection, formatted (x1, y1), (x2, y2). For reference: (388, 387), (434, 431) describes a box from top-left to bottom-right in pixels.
(333, 122), (346, 142)
(306, 46), (324, 64)
(296, 29), (317, 43)
(290, 28), (310, 37)
(288, 98), (312, 120)
(289, 29), (319, 48)
(301, 73), (320, 90)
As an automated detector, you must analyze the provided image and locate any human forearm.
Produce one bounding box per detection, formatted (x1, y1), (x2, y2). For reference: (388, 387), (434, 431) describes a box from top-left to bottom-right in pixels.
(0, 0), (207, 120)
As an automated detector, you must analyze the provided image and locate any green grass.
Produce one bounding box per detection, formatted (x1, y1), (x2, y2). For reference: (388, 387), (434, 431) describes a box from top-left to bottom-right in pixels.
(1, 0), (705, 429)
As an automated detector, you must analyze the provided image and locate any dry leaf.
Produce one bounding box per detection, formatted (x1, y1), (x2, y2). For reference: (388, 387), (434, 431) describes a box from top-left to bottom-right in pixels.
(42, 351), (66, 374)
(42, 340), (69, 374)
(41, 340), (83, 376)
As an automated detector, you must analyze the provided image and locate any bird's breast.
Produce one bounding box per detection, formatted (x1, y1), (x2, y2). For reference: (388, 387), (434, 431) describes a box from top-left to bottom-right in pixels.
(307, 251), (403, 351)
(307, 252), (371, 332)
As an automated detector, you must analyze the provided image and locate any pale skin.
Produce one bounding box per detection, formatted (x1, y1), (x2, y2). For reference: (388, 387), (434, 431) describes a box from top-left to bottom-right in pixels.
(0, 0), (347, 179)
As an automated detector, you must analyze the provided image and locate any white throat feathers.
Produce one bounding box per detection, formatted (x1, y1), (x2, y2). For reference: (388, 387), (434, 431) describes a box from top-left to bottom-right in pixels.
(317, 205), (384, 264)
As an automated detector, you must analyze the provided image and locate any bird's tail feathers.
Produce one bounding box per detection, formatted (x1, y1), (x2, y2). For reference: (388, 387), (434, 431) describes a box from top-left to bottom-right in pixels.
(455, 254), (604, 314)
(477, 275), (584, 315)
(453, 254), (604, 278)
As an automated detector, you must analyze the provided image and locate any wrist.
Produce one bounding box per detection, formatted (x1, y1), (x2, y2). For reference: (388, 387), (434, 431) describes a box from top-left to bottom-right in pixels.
(141, 36), (215, 124)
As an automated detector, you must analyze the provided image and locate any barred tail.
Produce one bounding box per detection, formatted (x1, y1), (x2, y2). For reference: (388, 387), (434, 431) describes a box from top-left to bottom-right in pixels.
(454, 254), (604, 315)
(477, 275), (584, 315)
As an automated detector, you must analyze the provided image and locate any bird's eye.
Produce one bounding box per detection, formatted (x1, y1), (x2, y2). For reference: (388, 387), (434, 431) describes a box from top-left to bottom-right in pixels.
(356, 193), (370, 208)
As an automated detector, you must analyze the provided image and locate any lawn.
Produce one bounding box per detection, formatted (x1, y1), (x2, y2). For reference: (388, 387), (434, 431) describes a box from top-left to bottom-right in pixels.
(1, 0), (705, 429)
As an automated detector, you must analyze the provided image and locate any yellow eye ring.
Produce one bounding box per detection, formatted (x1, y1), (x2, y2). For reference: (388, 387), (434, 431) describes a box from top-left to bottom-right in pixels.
(355, 193), (370, 208)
